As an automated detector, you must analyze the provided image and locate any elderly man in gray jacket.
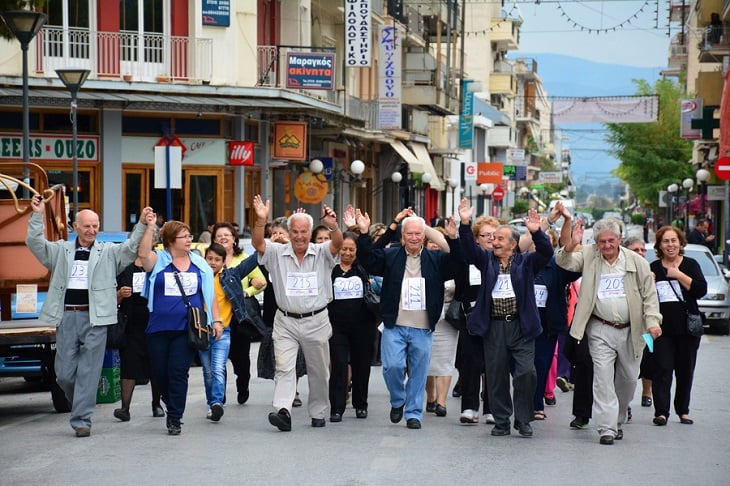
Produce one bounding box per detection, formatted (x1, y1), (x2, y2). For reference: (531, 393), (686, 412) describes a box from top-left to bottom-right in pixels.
(556, 217), (662, 445)
(26, 197), (153, 437)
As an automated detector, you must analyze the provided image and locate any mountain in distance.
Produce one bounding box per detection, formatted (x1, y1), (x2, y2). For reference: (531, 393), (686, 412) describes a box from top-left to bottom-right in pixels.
(507, 53), (663, 190)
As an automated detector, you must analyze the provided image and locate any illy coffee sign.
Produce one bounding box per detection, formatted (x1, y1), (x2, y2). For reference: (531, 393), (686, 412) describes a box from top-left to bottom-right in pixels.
(229, 141), (254, 166)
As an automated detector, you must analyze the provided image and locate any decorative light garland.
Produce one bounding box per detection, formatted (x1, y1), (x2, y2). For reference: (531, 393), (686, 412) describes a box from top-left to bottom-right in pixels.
(555, 1), (651, 34)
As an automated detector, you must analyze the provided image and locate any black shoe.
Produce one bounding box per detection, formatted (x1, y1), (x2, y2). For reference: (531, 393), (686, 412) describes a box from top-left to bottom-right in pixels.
(452, 384), (462, 398)
(311, 418), (326, 428)
(210, 403), (224, 422)
(406, 418), (421, 429)
(616, 429), (623, 440)
(167, 417), (181, 435)
(356, 409), (368, 419)
(268, 409), (292, 431)
(641, 396), (652, 407)
(600, 434), (614, 445)
(426, 401), (436, 413)
(390, 405), (404, 424)
(113, 408), (130, 422)
(237, 389), (250, 405)
(152, 404), (166, 417)
(434, 404), (447, 417)
(491, 425), (511, 436)
(653, 415), (667, 426)
(514, 422), (533, 437)
(329, 412), (342, 423)
(570, 417), (590, 429)
(292, 395), (303, 408)
(544, 396), (557, 406)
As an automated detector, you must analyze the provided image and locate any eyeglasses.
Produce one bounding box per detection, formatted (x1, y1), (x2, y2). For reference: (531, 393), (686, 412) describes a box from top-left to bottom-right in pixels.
(631, 247), (646, 254)
(479, 232), (495, 239)
(216, 234), (234, 238)
(176, 234), (193, 240)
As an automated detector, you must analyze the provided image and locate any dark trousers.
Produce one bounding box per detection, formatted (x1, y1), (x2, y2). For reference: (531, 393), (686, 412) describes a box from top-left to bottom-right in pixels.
(456, 332), (488, 413)
(329, 323), (375, 413)
(483, 318), (536, 427)
(146, 331), (195, 420)
(569, 336), (594, 419)
(651, 334), (700, 418)
(534, 331), (559, 411)
(229, 323), (253, 394)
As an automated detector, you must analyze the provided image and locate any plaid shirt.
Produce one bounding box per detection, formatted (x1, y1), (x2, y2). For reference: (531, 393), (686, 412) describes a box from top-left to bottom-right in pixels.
(491, 256), (518, 317)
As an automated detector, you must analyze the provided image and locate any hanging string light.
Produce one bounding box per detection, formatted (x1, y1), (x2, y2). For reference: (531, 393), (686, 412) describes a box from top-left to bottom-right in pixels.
(555, 1), (651, 34)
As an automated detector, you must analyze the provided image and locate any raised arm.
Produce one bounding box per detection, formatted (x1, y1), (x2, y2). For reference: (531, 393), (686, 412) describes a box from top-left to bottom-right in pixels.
(138, 207), (159, 272)
(321, 204), (343, 257)
(252, 194), (270, 255)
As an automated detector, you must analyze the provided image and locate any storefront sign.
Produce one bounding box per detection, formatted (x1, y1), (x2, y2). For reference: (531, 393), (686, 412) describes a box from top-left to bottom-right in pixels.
(378, 25), (402, 130)
(286, 53), (335, 90)
(459, 80), (474, 149)
(680, 98), (703, 139)
(539, 171), (563, 184)
(345, 0), (371, 66)
(272, 122), (308, 161)
(202, 0), (230, 27)
(229, 141), (254, 166)
(476, 162), (503, 184)
(0, 133), (99, 161)
(294, 171), (328, 204)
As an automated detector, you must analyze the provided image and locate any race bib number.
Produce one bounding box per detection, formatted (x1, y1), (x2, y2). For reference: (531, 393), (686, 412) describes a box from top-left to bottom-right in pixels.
(164, 272), (199, 297)
(534, 284), (548, 308)
(401, 277), (426, 310)
(333, 276), (364, 300)
(468, 265), (482, 286)
(68, 260), (89, 290)
(285, 272), (318, 297)
(491, 274), (515, 299)
(656, 280), (681, 303)
(132, 272), (146, 293)
(597, 272), (625, 299)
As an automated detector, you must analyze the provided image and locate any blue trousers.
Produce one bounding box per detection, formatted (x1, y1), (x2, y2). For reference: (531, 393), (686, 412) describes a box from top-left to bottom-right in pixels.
(147, 331), (196, 420)
(198, 326), (231, 408)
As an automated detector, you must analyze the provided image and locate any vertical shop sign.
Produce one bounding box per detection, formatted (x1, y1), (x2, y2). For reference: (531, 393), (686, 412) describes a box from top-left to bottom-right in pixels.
(345, 0), (371, 66)
(459, 80), (474, 148)
(378, 25), (402, 129)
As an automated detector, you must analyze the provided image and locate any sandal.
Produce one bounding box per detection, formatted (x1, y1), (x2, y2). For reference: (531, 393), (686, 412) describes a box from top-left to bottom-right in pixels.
(534, 410), (546, 420)
(679, 415), (694, 425)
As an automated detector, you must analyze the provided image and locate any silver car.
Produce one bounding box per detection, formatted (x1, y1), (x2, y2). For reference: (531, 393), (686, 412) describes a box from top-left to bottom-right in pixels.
(646, 244), (730, 334)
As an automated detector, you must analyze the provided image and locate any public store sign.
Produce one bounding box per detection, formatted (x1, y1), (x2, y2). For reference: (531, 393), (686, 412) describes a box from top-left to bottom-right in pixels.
(0, 133), (99, 161)
(345, 0), (371, 66)
(286, 53), (336, 90)
(476, 162), (503, 184)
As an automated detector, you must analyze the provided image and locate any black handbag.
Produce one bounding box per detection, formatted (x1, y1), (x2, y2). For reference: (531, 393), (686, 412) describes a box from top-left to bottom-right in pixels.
(445, 300), (469, 332)
(236, 296), (266, 342)
(359, 266), (381, 323)
(173, 271), (210, 351)
(665, 271), (704, 337)
(105, 308), (128, 350)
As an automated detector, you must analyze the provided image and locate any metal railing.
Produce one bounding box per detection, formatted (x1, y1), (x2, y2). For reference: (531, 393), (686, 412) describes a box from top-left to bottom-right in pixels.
(36, 26), (212, 82)
(703, 25), (728, 49)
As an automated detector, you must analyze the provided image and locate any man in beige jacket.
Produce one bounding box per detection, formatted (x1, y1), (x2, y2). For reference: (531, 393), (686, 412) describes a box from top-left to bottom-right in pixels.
(556, 217), (662, 445)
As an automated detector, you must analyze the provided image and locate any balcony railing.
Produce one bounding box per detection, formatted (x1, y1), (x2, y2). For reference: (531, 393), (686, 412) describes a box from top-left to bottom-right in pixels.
(35, 26), (213, 83)
(699, 25), (729, 63)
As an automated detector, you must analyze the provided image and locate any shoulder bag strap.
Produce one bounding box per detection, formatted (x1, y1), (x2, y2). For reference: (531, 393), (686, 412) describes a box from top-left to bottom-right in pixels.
(173, 271), (192, 308)
(662, 265), (687, 309)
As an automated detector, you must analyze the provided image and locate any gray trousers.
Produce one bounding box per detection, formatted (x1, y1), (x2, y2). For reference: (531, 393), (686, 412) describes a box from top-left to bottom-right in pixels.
(483, 317), (536, 428)
(586, 319), (640, 438)
(55, 311), (107, 430)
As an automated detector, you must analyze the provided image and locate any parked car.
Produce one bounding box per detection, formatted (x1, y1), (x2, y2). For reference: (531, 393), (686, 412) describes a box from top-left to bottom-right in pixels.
(508, 218), (528, 235)
(576, 211), (595, 228)
(646, 243), (730, 334)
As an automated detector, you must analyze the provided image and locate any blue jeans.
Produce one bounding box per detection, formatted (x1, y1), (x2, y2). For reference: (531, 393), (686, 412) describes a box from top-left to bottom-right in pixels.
(146, 331), (196, 420)
(381, 325), (433, 421)
(198, 326), (231, 407)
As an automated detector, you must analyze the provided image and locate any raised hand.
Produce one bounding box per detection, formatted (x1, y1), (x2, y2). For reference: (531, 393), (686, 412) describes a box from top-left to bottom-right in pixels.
(457, 198), (473, 224)
(444, 216), (457, 238)
(355, 208), (371, 234)
(252, 195), (270, 222)
(572, 219), (584, 246)
(525, 208), (541, 233)
(342, 204), (356, 228)
(321, 204), (337, 229)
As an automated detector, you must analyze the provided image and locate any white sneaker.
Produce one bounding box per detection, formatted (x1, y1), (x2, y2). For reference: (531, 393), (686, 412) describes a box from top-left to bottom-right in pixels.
(459, 409), (479, 424)
(206, 409), (213, 420)
(485, 413), (495, 424)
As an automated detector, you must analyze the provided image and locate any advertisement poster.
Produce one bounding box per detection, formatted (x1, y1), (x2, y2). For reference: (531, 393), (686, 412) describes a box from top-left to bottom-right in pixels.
(202, 0), (230, 26)
(286, 53), (336, 90)
(378, 25), (402, 129)
(272, 122), (308, 161)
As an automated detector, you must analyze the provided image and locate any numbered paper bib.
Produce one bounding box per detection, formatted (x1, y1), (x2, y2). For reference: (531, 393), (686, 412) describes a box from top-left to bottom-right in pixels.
(132, 272), (146, 293)
(285, 271), (318, 297)
(534, 284), (548, 308)
(491, 274), (515, 299)
(164, 272), (199, 296)
(68, 260), (89, 290)
(468, 265), (482, 286)
(401, 277), (426, 310)
(597, 272), (625, 299)
(656, 280), (681, 303)
(333, 276), (364, 300)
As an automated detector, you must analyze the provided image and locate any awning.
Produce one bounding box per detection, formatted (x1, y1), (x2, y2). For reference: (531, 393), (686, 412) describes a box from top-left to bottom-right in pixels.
(410, 142), (445, 191)
(389, 140), (423, 173)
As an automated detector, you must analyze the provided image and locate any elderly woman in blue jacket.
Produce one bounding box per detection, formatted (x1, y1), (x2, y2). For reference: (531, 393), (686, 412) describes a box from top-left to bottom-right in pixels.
(457, 200), (553, 438)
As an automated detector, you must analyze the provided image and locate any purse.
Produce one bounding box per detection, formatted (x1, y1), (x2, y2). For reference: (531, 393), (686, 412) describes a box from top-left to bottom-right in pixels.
(236, 296), (266, 342)
(665, 271), (704, 337)
(105, 308), (128, 350)
(445, 300), (469, 332)
(358, 265), (381, 323)
(173, 271), (210, 351)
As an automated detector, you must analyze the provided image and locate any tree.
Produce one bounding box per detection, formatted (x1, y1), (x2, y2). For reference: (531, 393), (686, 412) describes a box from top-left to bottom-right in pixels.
(0, 2), (43, 40)
(606, 78), (694, 209)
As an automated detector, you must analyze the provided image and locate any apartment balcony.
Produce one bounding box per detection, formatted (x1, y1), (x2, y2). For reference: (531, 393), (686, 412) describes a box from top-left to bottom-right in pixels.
(699, 25), (730, 63)
(402, 79), (459, 115)
(35, 26), (212, 83)
(490, 18), (520, 51)
(669, 0), (689, 23)
(489, 72), (516, 96)
(493, 60), (514, 75)
(668, 33), (689, 68)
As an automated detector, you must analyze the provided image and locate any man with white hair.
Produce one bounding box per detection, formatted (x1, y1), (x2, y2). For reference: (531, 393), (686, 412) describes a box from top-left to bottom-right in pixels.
(355, 210), (463, 430)
(557, 218), (662, 445)
(252, 195), (342, 431)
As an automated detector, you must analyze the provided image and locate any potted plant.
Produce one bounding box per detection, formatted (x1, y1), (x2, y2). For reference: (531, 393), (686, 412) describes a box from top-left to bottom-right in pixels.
(156, 73), (170, 83)
(122, 73), (133, 82)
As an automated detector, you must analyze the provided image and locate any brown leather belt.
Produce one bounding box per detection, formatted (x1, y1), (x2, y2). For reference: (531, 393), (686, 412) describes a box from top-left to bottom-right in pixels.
(278, 307), (326, 319)
(591, 314), (630, 329)
(65, 305), (90, 311)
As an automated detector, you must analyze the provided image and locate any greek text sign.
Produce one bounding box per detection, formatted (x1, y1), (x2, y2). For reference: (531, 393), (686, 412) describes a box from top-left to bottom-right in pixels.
(345, 0), (371, 66)
(286, 53), (336, 90)
(378, 25), (402, 129)
(202, 0), (230, 27)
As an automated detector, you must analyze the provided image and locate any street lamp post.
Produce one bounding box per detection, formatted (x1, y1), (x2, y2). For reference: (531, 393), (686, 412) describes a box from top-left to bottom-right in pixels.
(696, 168), (711, 218)
(667, 183), (679, 228)
(310, 158), (365, 217)
(56, 68), (91, 220)
(682, 177), (694, 231)
(0, 10), (47, 198)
